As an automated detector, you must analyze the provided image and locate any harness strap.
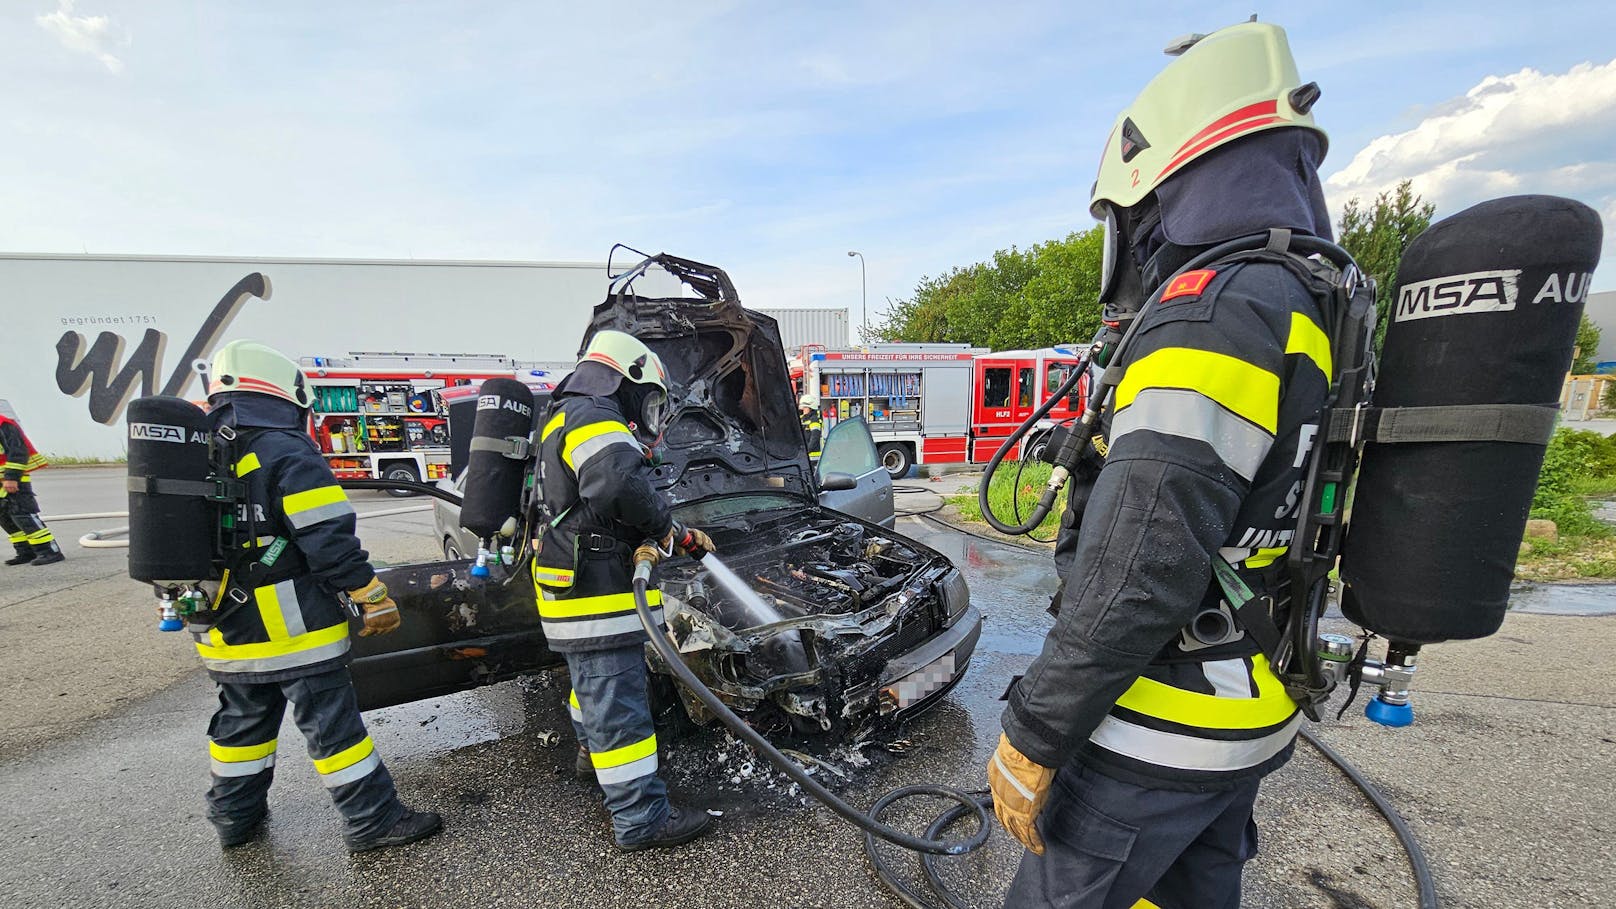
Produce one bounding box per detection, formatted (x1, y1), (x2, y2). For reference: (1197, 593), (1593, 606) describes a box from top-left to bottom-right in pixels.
(469, 435), (533, 459)
(1328, 402), (1558, 446)
(1211, 557), (1284, 661)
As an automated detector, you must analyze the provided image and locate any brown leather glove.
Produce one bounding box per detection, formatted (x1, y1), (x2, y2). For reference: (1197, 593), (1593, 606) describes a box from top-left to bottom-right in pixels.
(349, 577), (400, 637)
(664, 523), (717, 558)
(987, 732), (1056, 855)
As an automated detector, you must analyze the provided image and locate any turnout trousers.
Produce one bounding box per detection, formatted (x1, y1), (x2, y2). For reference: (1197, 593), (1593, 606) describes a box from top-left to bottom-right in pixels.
(1004, 762), (1261, 909)
(205, 667), (405, 844)
(0, 491), (60, 559)
(564, 645), (670, 844)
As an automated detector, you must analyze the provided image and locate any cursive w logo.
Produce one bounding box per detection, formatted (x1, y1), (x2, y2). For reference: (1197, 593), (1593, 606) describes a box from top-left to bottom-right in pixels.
(55, 273), (272, 425)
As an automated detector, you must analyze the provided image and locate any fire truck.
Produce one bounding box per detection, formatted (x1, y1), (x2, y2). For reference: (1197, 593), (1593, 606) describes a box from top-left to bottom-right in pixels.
(298, 352), (569, 495)
(789, 344), (1089, 478)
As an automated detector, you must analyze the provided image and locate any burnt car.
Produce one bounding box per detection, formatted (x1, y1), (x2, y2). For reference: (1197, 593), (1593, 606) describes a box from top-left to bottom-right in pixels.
(351, 252), (980, 740)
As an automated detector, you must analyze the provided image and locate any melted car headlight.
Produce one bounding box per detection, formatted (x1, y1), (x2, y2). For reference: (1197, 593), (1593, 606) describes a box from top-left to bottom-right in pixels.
(939, 569), (969, 624)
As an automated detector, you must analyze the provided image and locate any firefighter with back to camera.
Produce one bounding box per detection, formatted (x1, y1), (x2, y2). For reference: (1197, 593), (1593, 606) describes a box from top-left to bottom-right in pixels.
(532, 329), (717, 851)
(988, 22), (1347, 907)
(195, 340), (441, 851)
(0, 403), (65, 566)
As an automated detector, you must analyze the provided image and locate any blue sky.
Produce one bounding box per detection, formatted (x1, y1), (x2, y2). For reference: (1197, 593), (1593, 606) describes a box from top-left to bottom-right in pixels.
(6, 1), (1615, 330)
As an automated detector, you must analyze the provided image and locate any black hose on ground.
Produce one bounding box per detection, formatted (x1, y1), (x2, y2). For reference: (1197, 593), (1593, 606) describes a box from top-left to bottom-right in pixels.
(338, 478), (464, 505)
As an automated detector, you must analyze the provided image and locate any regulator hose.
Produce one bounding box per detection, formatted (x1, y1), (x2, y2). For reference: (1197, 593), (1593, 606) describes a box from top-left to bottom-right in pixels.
(338, 478), (464, 505)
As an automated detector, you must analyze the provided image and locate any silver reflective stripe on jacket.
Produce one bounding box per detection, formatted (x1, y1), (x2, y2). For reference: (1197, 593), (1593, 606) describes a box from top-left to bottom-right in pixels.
(1109, 387), (1274, 482)
(198, 635), (353, 674)
(539, 609), (665, 641)
(1088, 712), (1303, 772)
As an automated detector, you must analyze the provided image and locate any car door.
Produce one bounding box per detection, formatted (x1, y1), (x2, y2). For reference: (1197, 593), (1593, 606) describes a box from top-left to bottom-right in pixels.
(816, 416), (895, 527)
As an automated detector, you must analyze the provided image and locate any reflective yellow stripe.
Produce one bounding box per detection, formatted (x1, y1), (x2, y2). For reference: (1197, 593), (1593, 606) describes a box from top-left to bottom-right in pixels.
(561, 421), (633, 471)
(1134, 900), (1161, 909)
(282, 484), (347, 515)
(255, 585), (290, 641)
(236, 452), (261, 476)
(1285, 311), (1333, 379)
(210, 738), (278, 762)
(1114, 655), (1295, 730)
(313, 736), (375, 774)
(1116, 348), (1280, 433)
(569, 689), (581, 710)
(194, 621), (348, 661)
(590, 733), (657, 769)
(538, 588), (661, 619)
(1244, 546), (1289, 569)
(542, 411), (566, 441)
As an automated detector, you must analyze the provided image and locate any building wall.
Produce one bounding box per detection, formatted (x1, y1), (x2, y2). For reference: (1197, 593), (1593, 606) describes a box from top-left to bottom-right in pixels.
(1, 254), (679, 458)
(1586, 290), (1616, 366)
(756, 307), (850, 351)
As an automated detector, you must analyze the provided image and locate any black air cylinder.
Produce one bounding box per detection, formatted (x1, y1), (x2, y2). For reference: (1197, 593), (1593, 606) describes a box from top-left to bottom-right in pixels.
(1341, 195), (1602, 643)
(127, 395), (218, 584)
(460, 378), (535, 539)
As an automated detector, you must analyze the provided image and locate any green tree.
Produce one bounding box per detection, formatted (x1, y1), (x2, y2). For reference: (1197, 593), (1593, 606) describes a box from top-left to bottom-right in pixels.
(1573, 314), (1602, 374)
(873, 226), (1105, 348)
(1337, 180), (1435, 342)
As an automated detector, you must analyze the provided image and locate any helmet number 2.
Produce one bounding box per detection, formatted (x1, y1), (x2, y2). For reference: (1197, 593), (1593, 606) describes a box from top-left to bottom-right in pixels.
(1131, 168), (1140, 188)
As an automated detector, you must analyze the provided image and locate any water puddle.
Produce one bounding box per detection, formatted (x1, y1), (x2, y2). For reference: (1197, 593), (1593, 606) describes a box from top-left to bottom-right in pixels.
(1509, 583), (1616, 616)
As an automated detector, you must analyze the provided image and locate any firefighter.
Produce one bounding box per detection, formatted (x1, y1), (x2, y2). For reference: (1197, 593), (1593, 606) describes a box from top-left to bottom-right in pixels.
(198, 340), (441, 851)
(800, 394), (824, 464)
(0, 404), (64, 567)
(989, 22), (1339, 907)
(536, 329), (716, 851)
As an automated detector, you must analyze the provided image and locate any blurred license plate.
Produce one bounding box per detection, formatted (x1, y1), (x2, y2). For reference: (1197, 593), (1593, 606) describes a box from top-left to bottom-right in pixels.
(886, 652), (956, 710)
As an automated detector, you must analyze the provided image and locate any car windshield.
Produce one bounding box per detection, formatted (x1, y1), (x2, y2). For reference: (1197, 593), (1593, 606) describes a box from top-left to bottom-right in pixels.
(672, 492), (805, 525)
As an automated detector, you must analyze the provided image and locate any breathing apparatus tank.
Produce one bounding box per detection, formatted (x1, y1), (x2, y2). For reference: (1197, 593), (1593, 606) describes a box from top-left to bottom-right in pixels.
(126, 395), (225, 631)
(1339, 195), (1603, 724)
(459, 378), (536, 576)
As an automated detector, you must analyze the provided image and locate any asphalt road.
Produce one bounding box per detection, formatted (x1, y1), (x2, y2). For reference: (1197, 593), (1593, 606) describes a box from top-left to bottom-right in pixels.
(1, 468), (1612, 908)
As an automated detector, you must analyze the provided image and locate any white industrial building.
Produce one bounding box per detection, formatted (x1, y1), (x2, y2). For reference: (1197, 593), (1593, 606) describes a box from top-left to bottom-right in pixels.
(1, 253), (682, 458)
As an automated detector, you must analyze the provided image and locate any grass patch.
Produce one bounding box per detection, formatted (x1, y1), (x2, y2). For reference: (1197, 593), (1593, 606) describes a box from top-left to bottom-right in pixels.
(945, 461), (1063, 540)
(40, 453), (127, 466)
(1570, 475), (1616, 498)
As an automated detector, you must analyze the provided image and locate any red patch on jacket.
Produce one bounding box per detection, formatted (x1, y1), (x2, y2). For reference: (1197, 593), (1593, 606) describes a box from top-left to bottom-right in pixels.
(1160, 269), (1217, 303)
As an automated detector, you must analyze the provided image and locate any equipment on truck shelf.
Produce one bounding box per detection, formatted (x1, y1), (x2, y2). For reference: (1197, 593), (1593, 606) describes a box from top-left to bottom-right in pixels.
(298, 352), (567, 494)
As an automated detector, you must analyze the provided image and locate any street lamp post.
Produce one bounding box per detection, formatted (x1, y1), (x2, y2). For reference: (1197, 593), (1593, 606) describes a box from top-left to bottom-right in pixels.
(847, 250), (867, 343)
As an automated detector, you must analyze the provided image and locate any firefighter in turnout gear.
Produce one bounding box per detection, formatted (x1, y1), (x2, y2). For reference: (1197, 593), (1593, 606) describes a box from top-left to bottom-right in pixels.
(800, 394), (824, 463)
(0, 405), (64, 566)
(536, 329), (716, 851)
(990, 22), (1341, 907)
(198, 341), (441, 851)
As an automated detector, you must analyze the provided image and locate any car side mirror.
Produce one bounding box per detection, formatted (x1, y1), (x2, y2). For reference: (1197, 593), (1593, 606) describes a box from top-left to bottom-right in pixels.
(820, 472), (858, 491)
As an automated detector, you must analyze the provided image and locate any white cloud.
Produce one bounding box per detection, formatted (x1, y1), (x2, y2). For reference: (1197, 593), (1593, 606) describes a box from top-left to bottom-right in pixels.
(1325, 59), (1616, 278)
(35, 0), (126, 73)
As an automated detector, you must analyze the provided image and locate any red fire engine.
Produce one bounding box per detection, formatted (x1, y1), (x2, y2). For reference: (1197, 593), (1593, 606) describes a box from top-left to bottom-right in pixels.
(298, 352), (567, 495)
(789, 344), (1088, 477)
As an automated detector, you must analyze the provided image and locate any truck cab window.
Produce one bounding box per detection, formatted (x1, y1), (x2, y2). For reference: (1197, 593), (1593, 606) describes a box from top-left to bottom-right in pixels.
(1018, 368), (1033, 408)
(982, 368), (1011, 408)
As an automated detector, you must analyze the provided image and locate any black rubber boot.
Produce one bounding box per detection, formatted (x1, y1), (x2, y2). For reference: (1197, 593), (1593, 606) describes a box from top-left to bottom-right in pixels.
(30, 549), (65, 566)
(575, 746), (595, 781)
(616, 804), (712, 853)
(347, 808), (443, 853)
(5, 544), (34, 566)
(216, 811), (268, 849)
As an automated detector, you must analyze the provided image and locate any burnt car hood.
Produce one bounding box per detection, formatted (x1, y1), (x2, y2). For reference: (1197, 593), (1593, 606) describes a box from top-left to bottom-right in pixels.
(577, 252), (813, 508)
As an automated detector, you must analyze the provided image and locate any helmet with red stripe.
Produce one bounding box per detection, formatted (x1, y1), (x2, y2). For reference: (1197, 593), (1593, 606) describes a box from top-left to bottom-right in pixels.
(1090, 21), (1324, 218)
(1090, 21), (1324, 325)
(207, 340), (313, 408)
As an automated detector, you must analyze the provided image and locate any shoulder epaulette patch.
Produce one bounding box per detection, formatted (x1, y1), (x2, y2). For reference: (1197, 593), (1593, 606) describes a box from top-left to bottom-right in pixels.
(1160, 269), (1217, 303)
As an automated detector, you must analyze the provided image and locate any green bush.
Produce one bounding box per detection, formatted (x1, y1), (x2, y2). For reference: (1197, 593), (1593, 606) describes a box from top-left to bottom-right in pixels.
(1531, 428), (1616, 539)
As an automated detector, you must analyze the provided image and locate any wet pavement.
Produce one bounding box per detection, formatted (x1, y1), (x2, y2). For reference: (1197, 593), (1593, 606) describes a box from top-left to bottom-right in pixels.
(2, 470), (1613, 907)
